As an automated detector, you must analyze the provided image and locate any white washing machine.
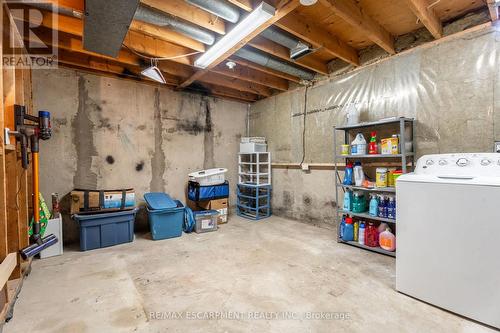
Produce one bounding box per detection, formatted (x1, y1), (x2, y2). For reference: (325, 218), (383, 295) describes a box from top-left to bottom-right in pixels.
(396, 153), (500, 329)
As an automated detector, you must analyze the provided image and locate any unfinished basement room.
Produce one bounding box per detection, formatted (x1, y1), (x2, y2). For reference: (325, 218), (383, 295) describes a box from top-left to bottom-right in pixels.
(0, 0), (499, 332)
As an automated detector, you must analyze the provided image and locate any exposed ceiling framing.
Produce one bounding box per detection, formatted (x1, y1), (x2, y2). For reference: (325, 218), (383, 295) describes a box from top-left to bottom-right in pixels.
(16, 0), (492, 103)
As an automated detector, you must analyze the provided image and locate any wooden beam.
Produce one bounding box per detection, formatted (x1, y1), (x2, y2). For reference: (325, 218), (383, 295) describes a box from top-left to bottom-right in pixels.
(249, 36), (328, 74)
(56, 49), (180, 85)
(202, 72), (272, 96)
(0, 254), (16, 290)
(129, 20), (205, 52)
(226, 0), (254, 12)
(404, 0), (443, 39)
(196, 83), (259, 102)
(276, 14), (359, 66)
(212, 63), (288, 91)
(320, 0), (395, 54)
(230, 56), (301, 83)
(179, 0), (302, 88)
(123, 30), (194, 65)
(141, 0), (226, 35)
(487, 0), (499, 22)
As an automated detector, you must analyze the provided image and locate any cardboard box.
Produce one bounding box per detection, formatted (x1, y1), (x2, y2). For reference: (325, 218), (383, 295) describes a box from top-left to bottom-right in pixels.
(70, 189), (135, 214)
(187, 198), (228, 224)
(381, 137), (399, 155)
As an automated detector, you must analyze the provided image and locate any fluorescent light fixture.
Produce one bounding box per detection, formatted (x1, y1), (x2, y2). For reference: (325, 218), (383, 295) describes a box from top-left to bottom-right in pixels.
(141, 59), (166, 84)
(194, 2), (275, 69)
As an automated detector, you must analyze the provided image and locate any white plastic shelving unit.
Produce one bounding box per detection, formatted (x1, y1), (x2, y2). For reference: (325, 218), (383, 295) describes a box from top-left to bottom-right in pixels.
(238, 152), (271, 186)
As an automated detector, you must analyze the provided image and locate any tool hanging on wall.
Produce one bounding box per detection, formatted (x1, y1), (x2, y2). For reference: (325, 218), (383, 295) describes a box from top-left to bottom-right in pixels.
(8, 105), (58, 259)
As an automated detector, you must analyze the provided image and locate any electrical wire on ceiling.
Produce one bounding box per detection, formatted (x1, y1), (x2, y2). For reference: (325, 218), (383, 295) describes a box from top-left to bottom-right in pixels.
(122, 44), (201, 61)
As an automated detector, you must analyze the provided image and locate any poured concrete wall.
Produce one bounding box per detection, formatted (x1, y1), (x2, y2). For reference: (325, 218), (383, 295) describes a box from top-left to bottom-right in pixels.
(33, 68), (248, 243)
(250, 25), (500, 229)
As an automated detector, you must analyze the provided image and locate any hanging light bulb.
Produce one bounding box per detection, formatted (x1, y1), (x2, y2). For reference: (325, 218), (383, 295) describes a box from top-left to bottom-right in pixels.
(300, 0), (318, 5)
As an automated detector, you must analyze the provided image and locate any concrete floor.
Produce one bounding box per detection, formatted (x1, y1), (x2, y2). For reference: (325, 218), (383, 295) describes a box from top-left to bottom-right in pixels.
(4, 216), (495, 333)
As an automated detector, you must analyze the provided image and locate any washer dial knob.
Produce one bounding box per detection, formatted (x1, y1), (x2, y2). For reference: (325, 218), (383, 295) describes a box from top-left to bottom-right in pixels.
(480, 159), (491, 166)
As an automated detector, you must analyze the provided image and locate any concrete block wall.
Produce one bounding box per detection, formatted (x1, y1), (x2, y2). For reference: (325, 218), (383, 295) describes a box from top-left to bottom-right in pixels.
(250, 25), (500, 230)
(33, 68), (248, 243)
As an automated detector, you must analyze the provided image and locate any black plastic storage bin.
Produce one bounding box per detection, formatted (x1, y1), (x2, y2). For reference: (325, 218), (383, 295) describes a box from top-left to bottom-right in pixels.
(73, 208), (137, 251)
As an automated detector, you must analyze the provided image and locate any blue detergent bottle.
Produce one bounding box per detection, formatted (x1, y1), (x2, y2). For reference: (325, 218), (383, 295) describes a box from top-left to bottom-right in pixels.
(369, 194), (378, 216)
(343, 162), (353, 185)
(387, 196), (396, 219)
(343, 190), (352, 211)
(342, 216), (354, 242)
(378, 195), (387, 218)
(339, 215), (346, 238)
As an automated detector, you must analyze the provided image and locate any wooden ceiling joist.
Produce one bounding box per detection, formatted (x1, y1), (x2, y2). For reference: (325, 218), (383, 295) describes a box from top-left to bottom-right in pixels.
(487, 0), (499, 22)
(140, 0), (226, 35)
(404, 0), (443, 39)
(56, 49), (179, 86)
(320, 0), (395, 54)
(123, 31), (194, 65)
(197, 83), (259, 102)
(276, 14), (359, 66)
(249, 36), (328, 74)
(130, 20), (206, 53)
(212, 63), (288, 91)
(178, 0), (302, 88)
(202, 72), (272, 97)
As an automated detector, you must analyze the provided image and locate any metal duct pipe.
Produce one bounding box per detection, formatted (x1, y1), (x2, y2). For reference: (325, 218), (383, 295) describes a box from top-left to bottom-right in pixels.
(185, 0), (240, 23)
(261, 27), (313, 60)
(261, 27), (299, 49)
(134, 5), (215, 45)
(236, 48), (314, 80)
(19, 0), (83, 18)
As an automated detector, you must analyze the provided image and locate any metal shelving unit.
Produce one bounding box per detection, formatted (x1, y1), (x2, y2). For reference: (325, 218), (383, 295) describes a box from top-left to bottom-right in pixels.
(334, 117), (416, 257)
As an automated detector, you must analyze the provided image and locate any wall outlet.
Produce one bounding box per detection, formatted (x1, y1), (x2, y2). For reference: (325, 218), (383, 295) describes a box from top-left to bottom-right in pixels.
(495, 142), (500, 153)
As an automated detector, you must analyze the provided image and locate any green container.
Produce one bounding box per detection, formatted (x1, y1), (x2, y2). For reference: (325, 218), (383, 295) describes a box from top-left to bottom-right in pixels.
(351, 192), (367, 213)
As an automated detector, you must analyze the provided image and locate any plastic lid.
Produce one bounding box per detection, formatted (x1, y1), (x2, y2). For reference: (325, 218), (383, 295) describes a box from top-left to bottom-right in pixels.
(143, 192), (177, 210)
(354, 161), (361, 166)
(346, 162), (353, 167)
(38, 110), (50, 117)
(345, 217), (353, 224)
(393, 170), (403, 174)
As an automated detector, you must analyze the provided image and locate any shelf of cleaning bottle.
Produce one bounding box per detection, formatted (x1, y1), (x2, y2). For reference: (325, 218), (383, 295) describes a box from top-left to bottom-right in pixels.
(341, 211), (396, 223)
(336, 153), (414, 159)
(334, 117), (415, 131)
(339, 240), (396, 257)
(338, 184), (396, 193)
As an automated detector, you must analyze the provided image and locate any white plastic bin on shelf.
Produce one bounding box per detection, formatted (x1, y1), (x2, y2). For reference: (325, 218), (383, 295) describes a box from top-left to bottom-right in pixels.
(240, 142), (267, 153)
(189, 168), (228, 186)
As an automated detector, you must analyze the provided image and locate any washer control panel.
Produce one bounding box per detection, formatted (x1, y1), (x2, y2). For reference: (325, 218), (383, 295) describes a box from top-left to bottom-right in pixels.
(417, 153), (500, 177)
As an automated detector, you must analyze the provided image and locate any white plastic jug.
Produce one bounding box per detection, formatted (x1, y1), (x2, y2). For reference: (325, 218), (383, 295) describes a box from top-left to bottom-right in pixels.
(353, 162), (365, 186)
(351, 133), (367, 155)
(346, 104), (360, 125)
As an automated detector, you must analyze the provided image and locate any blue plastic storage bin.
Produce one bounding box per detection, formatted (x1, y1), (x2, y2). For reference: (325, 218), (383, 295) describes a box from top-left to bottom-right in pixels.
(144, 192), (185, 240)
(73, 208), (137, 251)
